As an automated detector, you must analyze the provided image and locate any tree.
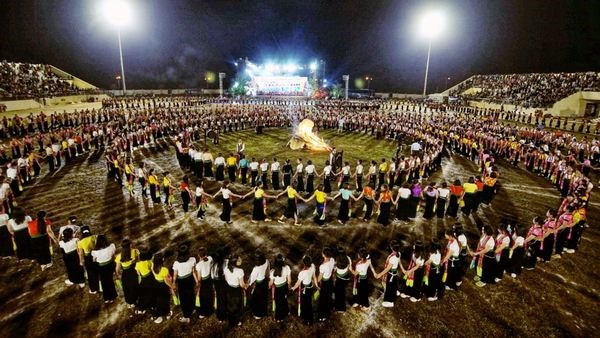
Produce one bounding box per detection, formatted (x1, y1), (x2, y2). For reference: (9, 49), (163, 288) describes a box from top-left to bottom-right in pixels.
(330, 83), (343, 99)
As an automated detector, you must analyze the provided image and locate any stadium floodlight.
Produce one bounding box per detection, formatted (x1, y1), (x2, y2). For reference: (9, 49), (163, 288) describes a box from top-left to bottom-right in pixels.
(99, 0), (134, 95)
(309, 62), (318, 71)
(418, 9), (446, 96)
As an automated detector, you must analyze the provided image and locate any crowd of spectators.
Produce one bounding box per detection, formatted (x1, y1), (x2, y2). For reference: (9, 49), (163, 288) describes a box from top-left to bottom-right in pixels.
(0, 61), (80, 100)
(451, 72), (600, 108)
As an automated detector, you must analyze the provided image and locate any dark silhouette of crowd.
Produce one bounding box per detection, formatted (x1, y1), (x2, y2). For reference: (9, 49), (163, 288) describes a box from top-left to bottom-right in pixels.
(0, 61), (79, 99)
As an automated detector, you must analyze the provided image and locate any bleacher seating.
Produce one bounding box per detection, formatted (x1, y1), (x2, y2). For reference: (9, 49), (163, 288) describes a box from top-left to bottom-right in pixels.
(0, 61), (81, 100)
(450, 72), (600, 108)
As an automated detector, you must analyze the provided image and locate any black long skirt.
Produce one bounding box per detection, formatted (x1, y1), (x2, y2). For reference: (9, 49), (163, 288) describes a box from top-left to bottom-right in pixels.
(0, 226), (14, 257)
(524, 242), (541, 269)
(137, 274), (154, 311)
(226, 285), (244, 326)
(377, 202), (391, 226)
(272, 172), (280, 190)
(481, 254), (497, 284)
(84, 254), (100, 293)
(496, 249), (510, 279)
(424, 266), (442, 298)
(306, 174), (314, 193)
(395, 197), (410, 221)
(13, 229), (32, 260)
(299, 285), (314, 325)
(481, 185), (495, 204)
(423, 195), (435, 219)
(446, 195), (459, 217)
(363, 199), (374, 220)
(445, 258), (462, 289)
(216, 165), (225, 181)
(338, 199), (350, 223)
(354, 278), (369, 307)
(435, 198), (446, 218)
(228, 166), (236, 182)
(382, 272), (399, 303)
(402, 268), (424, 299)
(181, 191), (190, 212)
(284, 198), (297, 219)
(62, 250), (85, 284)
(334, 277), (349, 311)
(153, 281), (171, 317)
(317, 279), (333, 320)
(409, 196), (420, 218)
(506, 247), (524, 276)
(274, 284), (289, 321)
(214, 278), (227, 321)
(197, 277), (214, 317)
(121, 266), (138, 305)
(297, 176), (305, 192)
(220, 199), (232, 222)
(98, 262), (118, 301)
(203, 162), (213, 178)
(251, 280), (268, 318)
(177, 275), (196, 318)
(252, 198), (266, 221)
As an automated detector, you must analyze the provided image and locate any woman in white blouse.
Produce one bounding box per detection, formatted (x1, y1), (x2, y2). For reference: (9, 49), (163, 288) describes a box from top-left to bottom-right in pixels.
(317, 247), (335, 321)
(193, 247), (214, 318)
(6, 207), (32, 260)
(269, 254), (291, 322)
(248, 251), (269, 319)
(223, 254), (247, 326)
(58, 227), (85, 287)
(173, 245), (196, 323)
(212, 181), (243, 224)
(91, 234), (117, 303)
(291, 255), (319, 325)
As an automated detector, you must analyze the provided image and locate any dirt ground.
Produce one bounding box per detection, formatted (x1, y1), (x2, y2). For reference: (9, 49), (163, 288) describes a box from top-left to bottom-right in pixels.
(0, 128), (598, 338)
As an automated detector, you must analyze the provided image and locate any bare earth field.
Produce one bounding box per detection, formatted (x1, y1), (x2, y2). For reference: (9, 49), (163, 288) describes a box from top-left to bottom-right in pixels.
(0, 128), (598, 338)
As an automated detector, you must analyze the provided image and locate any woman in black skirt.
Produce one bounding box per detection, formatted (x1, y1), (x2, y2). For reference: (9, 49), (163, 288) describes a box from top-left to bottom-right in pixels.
(470, 225), (496, 287)
(441, 227), (462, 290)
(58, 228), (85, 287)
(374, 240), (401, 308)
(423, 241), (443, 301)
(0, 208), (14, 258)
(400, 241), (425, 302)
(179, 175), (193, 213)
(317, 247), (335, 322)
(211, 249), (228, 322)
(305, 160), (315, 194)
(422, 183), (437, 219)
(277, 181), (302, 225)
(333, 247), (353, 312)
(295, 158), (305, 192)
(173, 245), (197, 323)
(193, 247), (214, 318)
(507, 225), (525, 278)
(523, 217), (544, 270)
(436, 182), (449, 218)
(376, 184), (394, 226)
(541, 209), (557, 262)
(151, 253), (174, 324)
(446, 179), (463, 218)
(77, 226), (99, 294)
(28, 210), (57, 270)
(115, 238), (139, 308)
(223, 253), (247, 327)
(352, 247), (374, 309)
(244, 182), (276, 223)
(291, 255), (318, 325)
(394, 183), (411, 221)
(91, 234), (117, 303)
(135, 249), (153, 314)
(353, 183), (375, 221)
(269, 253), (291, 322)
(7, 207), (32, 260)
(332, 183), (353, 224)
(494, 223), (512, 282)
(212, 180), (243, 225)
(248, 250), (269, 319)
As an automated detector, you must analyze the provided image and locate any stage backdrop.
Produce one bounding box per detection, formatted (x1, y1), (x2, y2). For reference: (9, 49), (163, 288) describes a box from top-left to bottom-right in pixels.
(250, 76), (308, 96)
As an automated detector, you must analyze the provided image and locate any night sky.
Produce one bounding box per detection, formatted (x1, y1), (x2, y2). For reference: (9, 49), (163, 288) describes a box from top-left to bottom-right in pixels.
(1, 0), (599, 92)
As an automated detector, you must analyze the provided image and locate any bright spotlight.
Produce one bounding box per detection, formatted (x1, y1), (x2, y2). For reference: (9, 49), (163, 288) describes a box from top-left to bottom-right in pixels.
(284, 64), (298, 73)
(309, 62), (318, 71)
(100, 0), (133, 28)
(418, 10), (445, 40)
(265, 63), (277, 73)
(233, 82), (239, 88)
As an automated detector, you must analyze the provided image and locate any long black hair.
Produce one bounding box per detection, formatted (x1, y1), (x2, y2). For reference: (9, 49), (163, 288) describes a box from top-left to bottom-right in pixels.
(62, 227), (74, 242)
(335, 246), (349, 270)
(177, 245), (190, 263)
(227, 253), (240, 272)
(273, 253), (286, 277)
(121, 238), (132, 262)
(213, 248), (225, 278)
(152, 253), (164, 274)
(95, 234), (110, 250)
(36, 210), (47, 235)
(11, 207), (26, 224)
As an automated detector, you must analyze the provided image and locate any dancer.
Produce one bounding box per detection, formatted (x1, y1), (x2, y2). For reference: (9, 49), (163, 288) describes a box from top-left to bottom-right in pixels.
(193, 247), (214, 318)
(150, 253), (174, 324)
(352, 247), (374, 310)
(333, 247), (353, 312)
(376, 184), (394, 226)
(212, 180), (243, 225)
(115, 238), (139, 308)
(277, 181), (302, 225)
(58, 228), (85, 287)
(353, 182), (375, 221)
(77, 225), (99, 294)
(331, 183), (353, 224)
(317, 247), (335, 322)
(400, 241), (425, 302)
(244, 182), (276, 223)
(91, 234), (117, 303)
(248, 250), (269, 319)
(374, 240), (401, 307)
(269, 253), (291, 322)
(291, 255), (318, 325)
(470, 225), (496, 287)
(173, 245), (196, 323)
(224, 253), (247, 327)
(28, 210), (56, 270)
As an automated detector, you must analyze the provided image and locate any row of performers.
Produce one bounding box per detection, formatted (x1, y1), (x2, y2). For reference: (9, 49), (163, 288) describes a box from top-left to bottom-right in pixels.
(46, 214), (587, 327)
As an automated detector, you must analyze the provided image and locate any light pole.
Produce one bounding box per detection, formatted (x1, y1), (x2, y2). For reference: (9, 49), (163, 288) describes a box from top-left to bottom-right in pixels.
(342, 75), (349, 100)
(445, 76), (451, 90)
(218, 72), (226, 97)
(365, 76), (372, 91)
(100, 0), (133, 96)
(418, 10), (445, 97)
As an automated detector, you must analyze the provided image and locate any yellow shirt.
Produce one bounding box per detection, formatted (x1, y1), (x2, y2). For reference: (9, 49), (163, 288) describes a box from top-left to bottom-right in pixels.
(378, 163), (388, 173)
(115, 249), (140, 269)
(287, 187), (297, 199)
(163, 177), (171, 187)
(135, 260), (153, 276)
(227, 157), (237, 166)
(153, 266), (170, 282)
(463, 182), (478, 194)
(148, 175), (159, 185)
(125, 164), (134, 174)
(77, 236), (96, 255)
(254, 188), (264, 199)
(315, 190), (326, 203)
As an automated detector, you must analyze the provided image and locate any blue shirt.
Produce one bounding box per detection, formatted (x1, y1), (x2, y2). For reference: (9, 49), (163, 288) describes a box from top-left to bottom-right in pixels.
(239, 158), (249, 168)
(340, 189), (352, 200)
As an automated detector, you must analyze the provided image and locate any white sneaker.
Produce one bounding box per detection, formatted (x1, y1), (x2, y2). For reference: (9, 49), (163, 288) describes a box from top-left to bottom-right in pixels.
(409, 297), (420, 302)
(382, 301), (394, 308)
(565, 249), (575, 254)
(510, 273), (516, 278)
(178, 317), (190, 323)
(427, 297), (437, 301)
(78, 283), (85, 288)
(396, 291), (401, 296)
(89, 290), (97, 294)
(455, 281), (462, 286)
(154, 317), (163, 324)
(65, 279), (74, 286)
(494, 278), (501, 283)
(400, 293), (409, 299)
